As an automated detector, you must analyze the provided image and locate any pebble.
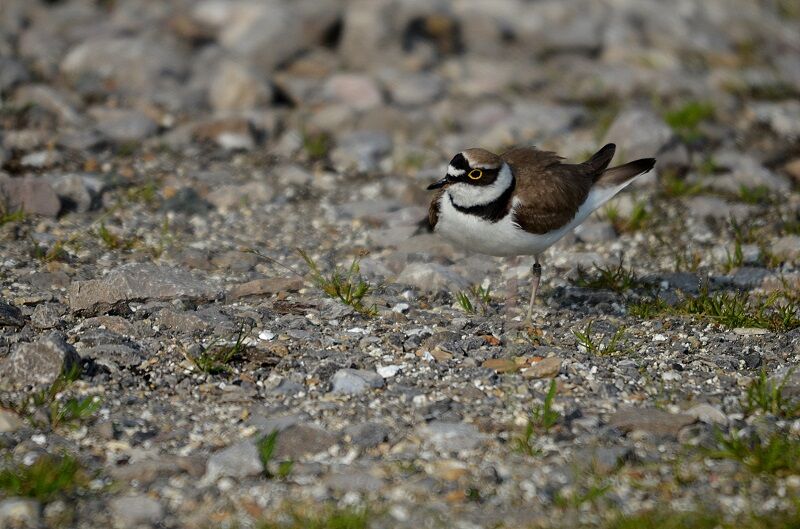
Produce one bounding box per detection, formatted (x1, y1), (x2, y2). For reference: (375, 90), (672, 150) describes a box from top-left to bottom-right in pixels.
(0, 409), (25, 433)
(1, 332), (81, 388)
(331, 369), (385, 395)
(109, 495), (164, 528)
(68, 263), (221, 314)
(0, 498), (40, 528)
(203, 440), (263, 483)
(520, 357), (562, 379)
(609, 407), (696, 438)
(417, 421), (487, 452)
(0, 174), (61, 217)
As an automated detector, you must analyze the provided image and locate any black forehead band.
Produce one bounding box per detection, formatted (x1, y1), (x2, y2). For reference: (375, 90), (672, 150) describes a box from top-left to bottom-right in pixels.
(449, 153), (469, 171)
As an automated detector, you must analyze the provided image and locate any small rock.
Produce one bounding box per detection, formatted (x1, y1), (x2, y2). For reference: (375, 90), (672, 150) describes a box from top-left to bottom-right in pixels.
(0, 498), (40, 528)
(385, 72), (444, 106)
(771, 235), (800, 262)
(0, 300), (24, 327)
(1, 333), (81, 389)
(520, 357), (562, 379)
(0, 409), (25, 433)
(0, 174), (61, 217)
(192, 117), (256, 150)
(330, 130), (392, 173)
(50, 173), (103, 213)
(344, 421), (390, 448)
(271, 423), (338, 460)
(331, 369), (385, 395)
(604, 107), (674, 161)
(109, 495), (164, 528)
(686, 403), (728, 426)
(206, 181), (274, 211)
(324, 470), (384, 493)
(609, 407), (696, 438)
(208, 59), (272, 112)
(574, 220), (617, 243)
(90, 107), (159, 144)
(203, 440), (263, 483)
(482, 358), (519, 373)
(162, 187), (213, 216)
(68, 263), (221, 314)
(227, 277), (305, 299)
(417, 421), (486, 452)
(30, 303), (66, 330)
(397, 262), (469, 292)
(322, 73), (383, 110)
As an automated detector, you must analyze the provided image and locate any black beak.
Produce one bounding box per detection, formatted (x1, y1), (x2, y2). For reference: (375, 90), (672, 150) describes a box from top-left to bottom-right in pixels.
(427, 177), (449, 190)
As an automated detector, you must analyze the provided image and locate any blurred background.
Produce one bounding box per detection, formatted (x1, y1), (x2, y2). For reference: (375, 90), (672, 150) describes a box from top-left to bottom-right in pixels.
(2, 0), (799, 284)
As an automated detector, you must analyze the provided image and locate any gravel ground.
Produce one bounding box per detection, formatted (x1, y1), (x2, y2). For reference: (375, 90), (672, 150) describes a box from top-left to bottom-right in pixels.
(1, 0), (800, 528)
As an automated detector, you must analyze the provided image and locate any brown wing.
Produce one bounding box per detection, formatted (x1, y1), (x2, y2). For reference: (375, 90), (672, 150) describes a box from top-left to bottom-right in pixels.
(503, 146), (611, 234)
(428, 189), (444, 230)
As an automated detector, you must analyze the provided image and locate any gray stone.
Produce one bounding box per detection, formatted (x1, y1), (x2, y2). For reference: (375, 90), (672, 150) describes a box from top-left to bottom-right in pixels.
(749, 100), (800, 140)
(574, 220), (617, 243)
(731, 267), (772, 289)
(417, 421), (487, 452)
(208, 59), (272, 112)
(271, 423), (338, 460)
(68, 263), (221, 314)
(50, 173), (103, 213)
(0, 300), (24, 327)
(109, 495), (163, 528)
(0, 57), (29, 93)
(331, 368), (385, 395)
(604, 107), (674, 161)
(771, 235), (800, 262)
(20, 150), (62, 169)
(707, 151), (790, 194)
(324, 470), (384, 493)
(0, 174), (61, 217)
(1, 333), (80, 389)
(203, 440), (263, 483)
(573, 446), (634, 475)
(90, 108), (158, 144)
(385, 72), (444, 106)
(321, 73), (383, 110)
(397, 262), (469, 292)
(686, 403), (728, 426)
(61, 36), (187, 97)
(30, 303), (66, 330)
(609, 407), (696, 438)
(12, 84), (84, 126)
(331, 130), (392, 173)
(344, 421), (390, 448)
(0, 409), (25, 433)
(0, 498), (40, 528)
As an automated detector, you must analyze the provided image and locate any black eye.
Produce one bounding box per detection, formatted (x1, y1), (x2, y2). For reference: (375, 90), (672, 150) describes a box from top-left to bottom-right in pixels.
(468, 169), (483, 180)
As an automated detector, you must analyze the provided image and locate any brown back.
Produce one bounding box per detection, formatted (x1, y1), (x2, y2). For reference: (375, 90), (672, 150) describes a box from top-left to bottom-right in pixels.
(503, 146), (610, 234)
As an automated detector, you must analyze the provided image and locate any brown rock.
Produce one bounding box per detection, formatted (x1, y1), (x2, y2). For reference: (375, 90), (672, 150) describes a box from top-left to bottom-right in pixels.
(482, 358), (519, 373)
(272, 423), (338, 460)
(0, 174), (61, 217)
(227, 277), (305, 300)
(609, 407), (696, 438)
(520, 357), (562, 379)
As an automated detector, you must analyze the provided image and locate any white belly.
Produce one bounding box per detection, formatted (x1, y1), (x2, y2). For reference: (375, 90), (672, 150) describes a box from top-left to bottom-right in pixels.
(435, 183), (629, 257)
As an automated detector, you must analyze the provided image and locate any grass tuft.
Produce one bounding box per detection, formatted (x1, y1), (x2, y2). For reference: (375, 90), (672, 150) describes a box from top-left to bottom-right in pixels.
(512, 379), (560, 456)
(192, 327), (250, 375)
(576, 262), (640, 293)
(629, 288), (799, 332)
(455, 284), (492, 315)
(744, 369), (799, 419)
(709, 429), (800, 475)
(664, 101), (715, 142)
(0, 453), (88, 502)
(573, 321), (629, 356)
(257, 431), (294, 480)
(298, 249), (377, 316)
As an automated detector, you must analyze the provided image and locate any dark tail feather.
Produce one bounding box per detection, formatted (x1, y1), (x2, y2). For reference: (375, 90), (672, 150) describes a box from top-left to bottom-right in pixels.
(597, 158), (656, 187)
(584, 143), (616, 174)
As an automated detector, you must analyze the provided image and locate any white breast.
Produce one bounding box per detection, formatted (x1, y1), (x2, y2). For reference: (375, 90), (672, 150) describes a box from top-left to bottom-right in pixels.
(435, 178), (635, 257)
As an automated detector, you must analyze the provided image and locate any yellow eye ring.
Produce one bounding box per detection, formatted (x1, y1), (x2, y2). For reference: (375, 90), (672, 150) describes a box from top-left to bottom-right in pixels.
(468, 169), (483, 180)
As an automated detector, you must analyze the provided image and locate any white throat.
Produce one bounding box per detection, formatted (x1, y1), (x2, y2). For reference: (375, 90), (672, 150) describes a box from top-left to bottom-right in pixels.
(447, 163), (513, 208)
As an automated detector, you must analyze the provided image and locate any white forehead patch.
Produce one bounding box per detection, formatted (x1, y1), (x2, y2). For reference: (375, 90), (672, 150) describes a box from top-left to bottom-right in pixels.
(447, 165), (465, 177)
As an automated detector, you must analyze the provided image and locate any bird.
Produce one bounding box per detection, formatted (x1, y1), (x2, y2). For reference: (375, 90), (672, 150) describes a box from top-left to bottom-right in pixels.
(426, 143), (655, 325)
